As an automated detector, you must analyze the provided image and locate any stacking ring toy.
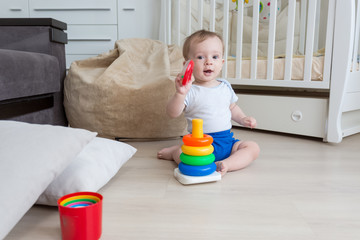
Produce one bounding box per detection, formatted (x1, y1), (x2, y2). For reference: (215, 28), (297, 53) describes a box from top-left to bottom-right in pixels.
(181, 144), (214, 156)
(180, 153), (215, 166)
(182, 134), (213, 147)
(179, 162), (217, 176)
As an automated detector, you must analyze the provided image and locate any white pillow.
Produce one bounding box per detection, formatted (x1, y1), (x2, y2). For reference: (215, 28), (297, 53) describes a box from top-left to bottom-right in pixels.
(36, 137), (137, 206)
(0, 121), (96, 240)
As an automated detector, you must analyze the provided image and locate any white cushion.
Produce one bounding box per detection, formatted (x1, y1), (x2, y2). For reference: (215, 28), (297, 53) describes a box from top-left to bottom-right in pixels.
(0, 121), (96, 239)
(36, 137), (137, 206)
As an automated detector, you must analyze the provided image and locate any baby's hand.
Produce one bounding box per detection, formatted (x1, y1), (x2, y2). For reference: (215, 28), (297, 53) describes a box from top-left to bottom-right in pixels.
(241, 116), (257, 129)
(174, 73), (192, 95)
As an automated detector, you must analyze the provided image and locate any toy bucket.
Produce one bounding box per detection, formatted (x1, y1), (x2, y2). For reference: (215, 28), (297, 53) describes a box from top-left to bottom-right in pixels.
(58, 192), (103, 240)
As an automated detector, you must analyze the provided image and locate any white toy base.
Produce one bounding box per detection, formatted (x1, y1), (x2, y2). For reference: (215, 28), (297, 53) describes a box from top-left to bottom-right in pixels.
(174, 168), (221, 185)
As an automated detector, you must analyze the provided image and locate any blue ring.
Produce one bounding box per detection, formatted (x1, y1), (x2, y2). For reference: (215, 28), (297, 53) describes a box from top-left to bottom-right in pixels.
(178, 162), (216, 176)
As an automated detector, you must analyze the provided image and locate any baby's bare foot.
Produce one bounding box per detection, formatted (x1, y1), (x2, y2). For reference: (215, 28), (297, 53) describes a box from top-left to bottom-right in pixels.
(157, 146), (179, 160)
(215, 161), (228, 176)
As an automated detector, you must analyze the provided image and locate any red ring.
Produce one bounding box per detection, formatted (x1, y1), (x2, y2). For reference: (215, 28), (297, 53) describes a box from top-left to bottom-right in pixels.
(182, 134), (213, 147)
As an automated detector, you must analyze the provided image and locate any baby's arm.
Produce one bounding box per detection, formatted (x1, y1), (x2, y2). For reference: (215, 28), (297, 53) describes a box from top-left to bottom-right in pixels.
(230, 103), (257, 128)
(166, 73), (192, 118)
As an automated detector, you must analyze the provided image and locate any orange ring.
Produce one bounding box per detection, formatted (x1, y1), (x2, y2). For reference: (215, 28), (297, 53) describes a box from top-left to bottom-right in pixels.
(182, 134), (213, 147)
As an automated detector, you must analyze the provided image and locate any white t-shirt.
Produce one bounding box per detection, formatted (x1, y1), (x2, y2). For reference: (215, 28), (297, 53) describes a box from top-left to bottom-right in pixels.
(184, 79), (238, 133)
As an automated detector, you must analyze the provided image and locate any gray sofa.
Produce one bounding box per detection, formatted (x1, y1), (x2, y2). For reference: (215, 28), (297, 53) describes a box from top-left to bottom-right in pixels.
(0, 18), (68, 126)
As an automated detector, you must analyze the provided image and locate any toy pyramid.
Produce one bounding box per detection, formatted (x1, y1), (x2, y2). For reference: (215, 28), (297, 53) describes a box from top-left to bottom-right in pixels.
(174, 119), (221, 185)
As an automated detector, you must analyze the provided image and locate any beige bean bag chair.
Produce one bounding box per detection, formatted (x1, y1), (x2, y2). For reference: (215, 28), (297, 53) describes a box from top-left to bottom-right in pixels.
(64, 39), (187, 139)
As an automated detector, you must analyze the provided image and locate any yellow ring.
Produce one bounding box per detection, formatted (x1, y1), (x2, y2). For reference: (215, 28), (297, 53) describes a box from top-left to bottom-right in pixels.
(181, 145), (214, 156)
(60, 195), (100, 206)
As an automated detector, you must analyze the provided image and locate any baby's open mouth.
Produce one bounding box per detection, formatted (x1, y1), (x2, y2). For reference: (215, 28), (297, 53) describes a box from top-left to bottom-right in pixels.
(204, 69), (213, 74)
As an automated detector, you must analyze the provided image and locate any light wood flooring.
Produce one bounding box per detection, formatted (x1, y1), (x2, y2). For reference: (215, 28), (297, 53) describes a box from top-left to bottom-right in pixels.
(6, 128), (360, 240)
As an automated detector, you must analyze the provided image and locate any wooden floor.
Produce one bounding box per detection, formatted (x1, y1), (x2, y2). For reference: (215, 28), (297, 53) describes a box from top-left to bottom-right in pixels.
(6, 128), (360, 240)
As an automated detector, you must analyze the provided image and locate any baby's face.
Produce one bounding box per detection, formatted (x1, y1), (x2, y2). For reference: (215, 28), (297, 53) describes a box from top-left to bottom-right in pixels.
(188, 36), (224, 85)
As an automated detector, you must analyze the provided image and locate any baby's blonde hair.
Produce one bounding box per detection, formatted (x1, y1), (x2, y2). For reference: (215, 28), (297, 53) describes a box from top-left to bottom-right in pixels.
(182, 30), (224, 60)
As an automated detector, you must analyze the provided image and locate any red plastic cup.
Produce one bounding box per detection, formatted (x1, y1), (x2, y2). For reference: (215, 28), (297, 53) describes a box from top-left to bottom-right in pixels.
(58, 192), (103, 240)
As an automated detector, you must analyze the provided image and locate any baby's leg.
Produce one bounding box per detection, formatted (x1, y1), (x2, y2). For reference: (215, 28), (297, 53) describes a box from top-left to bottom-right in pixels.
(216, 140), (259, 176)
(157, 145), (182, 164)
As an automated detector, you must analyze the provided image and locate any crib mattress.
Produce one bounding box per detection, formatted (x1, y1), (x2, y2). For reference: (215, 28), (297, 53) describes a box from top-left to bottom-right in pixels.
(226, 56), (324, 81)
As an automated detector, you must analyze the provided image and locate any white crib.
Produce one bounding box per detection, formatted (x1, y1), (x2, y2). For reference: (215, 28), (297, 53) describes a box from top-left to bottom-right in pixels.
(161, 0), (360, 143)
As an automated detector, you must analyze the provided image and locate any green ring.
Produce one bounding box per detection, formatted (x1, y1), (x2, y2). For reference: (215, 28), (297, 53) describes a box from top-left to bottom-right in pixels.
(180, 153), (215, 166)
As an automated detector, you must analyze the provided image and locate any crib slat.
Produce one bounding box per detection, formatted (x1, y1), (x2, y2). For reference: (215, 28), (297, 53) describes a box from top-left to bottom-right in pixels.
(186, 0), (192, 36)
(222, 0), (230, 78)
(299, 0), (307, 55)
(266, 0), (278, 81)
(210, 0), (216, 32)
(251, 0), (260, 80)
(284, 0), (296, 81)
(175, 0), (181, 46)
(304, 0), (317, 82)
(167, 0), (172, 45)
(352, 0), (360, 72)
(323, 0), (336, 86)
(314, 0), (322, 51)
(160, 0), (166, 43)
(198, 0), (203, 30)
(235, 0), (244, 79)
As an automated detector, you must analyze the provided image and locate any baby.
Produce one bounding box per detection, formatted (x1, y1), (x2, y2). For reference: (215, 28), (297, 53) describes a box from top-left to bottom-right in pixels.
(158, 30), (260, 176)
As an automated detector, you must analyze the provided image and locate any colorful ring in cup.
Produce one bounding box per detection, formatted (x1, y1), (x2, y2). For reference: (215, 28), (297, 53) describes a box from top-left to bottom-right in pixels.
(180, 153), (215, 166)
(63, 198), (97, 207)
(67, 201), (93, 208)
(66, 201), (93, 208)
(182, 134), (213, 147)
(60, 195), (100, 206)
(181, 144), (214, 156)
(179, 162), (216, 176)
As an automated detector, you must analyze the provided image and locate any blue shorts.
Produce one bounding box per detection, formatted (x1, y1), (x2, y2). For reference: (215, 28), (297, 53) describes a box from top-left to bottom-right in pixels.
(207, 129), (239, 161)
